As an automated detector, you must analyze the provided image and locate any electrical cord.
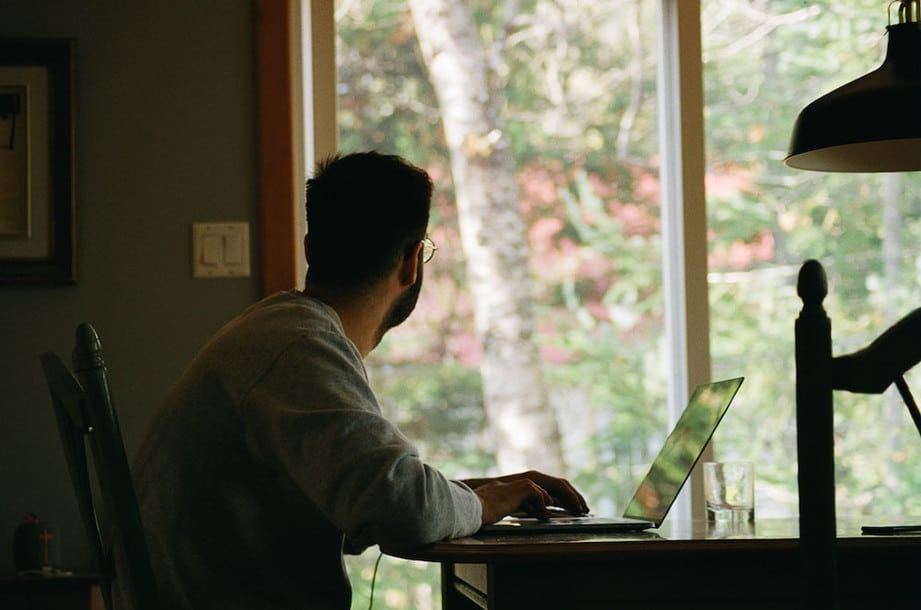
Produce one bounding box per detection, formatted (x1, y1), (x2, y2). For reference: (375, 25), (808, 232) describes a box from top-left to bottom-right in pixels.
(368, 550), (384, 610)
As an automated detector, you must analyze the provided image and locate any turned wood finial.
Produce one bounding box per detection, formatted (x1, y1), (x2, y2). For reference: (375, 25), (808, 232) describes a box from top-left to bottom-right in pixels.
(797, 259), (827, 310)
(73, 322), (104, 372)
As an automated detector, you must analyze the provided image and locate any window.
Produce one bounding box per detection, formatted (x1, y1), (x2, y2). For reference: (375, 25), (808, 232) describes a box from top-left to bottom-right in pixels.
(291, 1), (920, 608)
(701, 0), (921, 518)
(319, 1), (705, 606)
(334, 0), (694, 484)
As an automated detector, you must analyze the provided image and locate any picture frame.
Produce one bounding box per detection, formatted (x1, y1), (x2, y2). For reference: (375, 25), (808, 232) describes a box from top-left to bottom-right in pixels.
(0, 38), (75, 284)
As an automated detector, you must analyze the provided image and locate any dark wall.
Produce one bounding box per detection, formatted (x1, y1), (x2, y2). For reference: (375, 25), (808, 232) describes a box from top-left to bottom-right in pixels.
(1, 0), (263, 572)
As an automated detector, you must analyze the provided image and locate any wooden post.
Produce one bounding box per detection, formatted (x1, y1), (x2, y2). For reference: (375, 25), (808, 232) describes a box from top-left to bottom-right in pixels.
(794, 260), (838, 608)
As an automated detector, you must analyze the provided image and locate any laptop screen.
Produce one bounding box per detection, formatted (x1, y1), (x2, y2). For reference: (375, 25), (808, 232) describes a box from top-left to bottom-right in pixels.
(622, 377), (744, 525)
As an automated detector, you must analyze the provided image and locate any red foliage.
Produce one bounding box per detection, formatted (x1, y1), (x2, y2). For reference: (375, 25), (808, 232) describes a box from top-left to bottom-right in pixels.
(708, 230), (776, 270)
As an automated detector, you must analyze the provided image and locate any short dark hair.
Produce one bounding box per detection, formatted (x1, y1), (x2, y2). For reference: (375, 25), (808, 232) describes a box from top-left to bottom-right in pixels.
(304, 151), (433, 294)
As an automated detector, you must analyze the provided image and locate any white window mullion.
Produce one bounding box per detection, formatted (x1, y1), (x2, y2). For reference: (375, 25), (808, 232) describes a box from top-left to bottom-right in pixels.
(657, 0), (711, 523)
(299, 0), (338, 287)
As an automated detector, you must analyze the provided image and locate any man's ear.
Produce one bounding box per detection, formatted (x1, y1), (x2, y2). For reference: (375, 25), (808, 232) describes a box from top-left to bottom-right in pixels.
(398, 241), (423, 287)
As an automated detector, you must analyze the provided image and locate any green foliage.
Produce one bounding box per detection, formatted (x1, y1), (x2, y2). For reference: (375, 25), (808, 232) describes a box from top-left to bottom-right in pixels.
(366, 360), (494, 476)
(346, 553), (441, 610)
(703, 0), (921, 520)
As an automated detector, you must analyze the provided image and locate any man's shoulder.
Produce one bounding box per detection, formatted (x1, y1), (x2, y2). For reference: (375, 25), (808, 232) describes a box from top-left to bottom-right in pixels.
(227, 290), (341, 338)
(212, 291), (361, 369)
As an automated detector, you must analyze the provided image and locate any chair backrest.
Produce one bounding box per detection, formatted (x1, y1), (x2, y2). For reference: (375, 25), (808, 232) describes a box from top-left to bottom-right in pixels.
(794, 260), (838, 608)
(40, 323), (159, 610)
(795, 260), (921, 609)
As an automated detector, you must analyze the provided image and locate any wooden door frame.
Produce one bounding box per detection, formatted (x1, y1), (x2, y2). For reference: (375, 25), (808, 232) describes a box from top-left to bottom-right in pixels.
(255, 0), (299, 294)
(255, 0), (336, 295)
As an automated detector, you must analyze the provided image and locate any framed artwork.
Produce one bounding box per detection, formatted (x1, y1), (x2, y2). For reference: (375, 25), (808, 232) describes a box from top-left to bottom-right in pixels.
(0, 38), (75, 284)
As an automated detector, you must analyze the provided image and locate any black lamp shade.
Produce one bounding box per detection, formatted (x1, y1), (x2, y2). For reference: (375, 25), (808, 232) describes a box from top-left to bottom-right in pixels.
(786, 23), (921, 172)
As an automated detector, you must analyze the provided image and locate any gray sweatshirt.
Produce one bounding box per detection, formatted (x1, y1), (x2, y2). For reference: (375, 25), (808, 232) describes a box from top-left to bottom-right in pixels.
(115, 291), (481, 610)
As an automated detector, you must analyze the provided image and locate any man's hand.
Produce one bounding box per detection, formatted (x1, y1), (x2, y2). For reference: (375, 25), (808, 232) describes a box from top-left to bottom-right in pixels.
(462, 471), (590, 525)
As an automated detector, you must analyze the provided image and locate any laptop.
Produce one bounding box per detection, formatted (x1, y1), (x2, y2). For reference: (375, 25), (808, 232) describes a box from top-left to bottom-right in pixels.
(478, 377), (744, 534)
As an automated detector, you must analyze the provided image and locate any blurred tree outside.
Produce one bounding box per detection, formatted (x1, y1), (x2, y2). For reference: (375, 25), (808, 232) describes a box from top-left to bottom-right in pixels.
(331, 1), (921, 607)
(408, 0), (565, 475)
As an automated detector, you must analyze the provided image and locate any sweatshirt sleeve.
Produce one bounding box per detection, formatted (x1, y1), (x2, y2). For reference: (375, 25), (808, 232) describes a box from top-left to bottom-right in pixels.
(237, 330), (483, 550)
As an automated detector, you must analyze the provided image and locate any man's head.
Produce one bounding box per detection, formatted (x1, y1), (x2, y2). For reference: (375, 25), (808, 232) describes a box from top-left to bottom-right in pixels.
(304, 151), (433, 328)
(304, 151), (433, 295)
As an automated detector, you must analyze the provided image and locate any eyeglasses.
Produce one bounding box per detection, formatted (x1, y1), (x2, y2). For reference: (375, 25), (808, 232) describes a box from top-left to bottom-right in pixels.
(421, 236), (438, 264)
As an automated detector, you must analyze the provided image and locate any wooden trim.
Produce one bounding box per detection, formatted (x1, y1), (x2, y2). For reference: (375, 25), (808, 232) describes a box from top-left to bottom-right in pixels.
(255, 0), (299, 294)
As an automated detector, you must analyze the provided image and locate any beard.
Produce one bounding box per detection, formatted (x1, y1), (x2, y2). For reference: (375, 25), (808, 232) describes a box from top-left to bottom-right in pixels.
(374, 264), (424, 345)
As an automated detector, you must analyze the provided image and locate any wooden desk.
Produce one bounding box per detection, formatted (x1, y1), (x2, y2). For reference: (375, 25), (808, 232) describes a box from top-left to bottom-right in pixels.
(385, 518), (921, 610)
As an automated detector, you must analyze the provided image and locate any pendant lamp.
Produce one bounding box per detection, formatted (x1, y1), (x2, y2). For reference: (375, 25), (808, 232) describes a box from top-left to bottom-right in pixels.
(785, 0), (921, 172)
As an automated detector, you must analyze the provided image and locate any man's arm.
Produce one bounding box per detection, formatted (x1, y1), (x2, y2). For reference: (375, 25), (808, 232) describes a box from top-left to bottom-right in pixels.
(240, 333), (483, 547)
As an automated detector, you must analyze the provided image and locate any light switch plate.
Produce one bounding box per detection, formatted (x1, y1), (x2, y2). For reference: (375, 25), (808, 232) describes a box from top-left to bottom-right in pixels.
(192, 222), (251, 278)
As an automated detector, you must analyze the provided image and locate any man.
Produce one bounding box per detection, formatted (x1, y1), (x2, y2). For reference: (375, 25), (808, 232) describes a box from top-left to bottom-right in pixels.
(117, 152), (588, 609)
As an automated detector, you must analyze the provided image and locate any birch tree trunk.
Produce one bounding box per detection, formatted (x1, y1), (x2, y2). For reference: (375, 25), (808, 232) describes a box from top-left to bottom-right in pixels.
(408, 0), (564, 474)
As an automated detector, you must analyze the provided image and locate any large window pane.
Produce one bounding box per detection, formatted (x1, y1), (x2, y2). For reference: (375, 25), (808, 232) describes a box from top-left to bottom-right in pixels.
(334, 1), (669, 607)
(702, 0), (921, 519)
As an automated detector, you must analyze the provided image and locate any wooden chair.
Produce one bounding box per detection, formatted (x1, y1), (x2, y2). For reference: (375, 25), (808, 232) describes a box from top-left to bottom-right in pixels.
(795, 260), (920, 609)
(39, 323), (159, 610)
